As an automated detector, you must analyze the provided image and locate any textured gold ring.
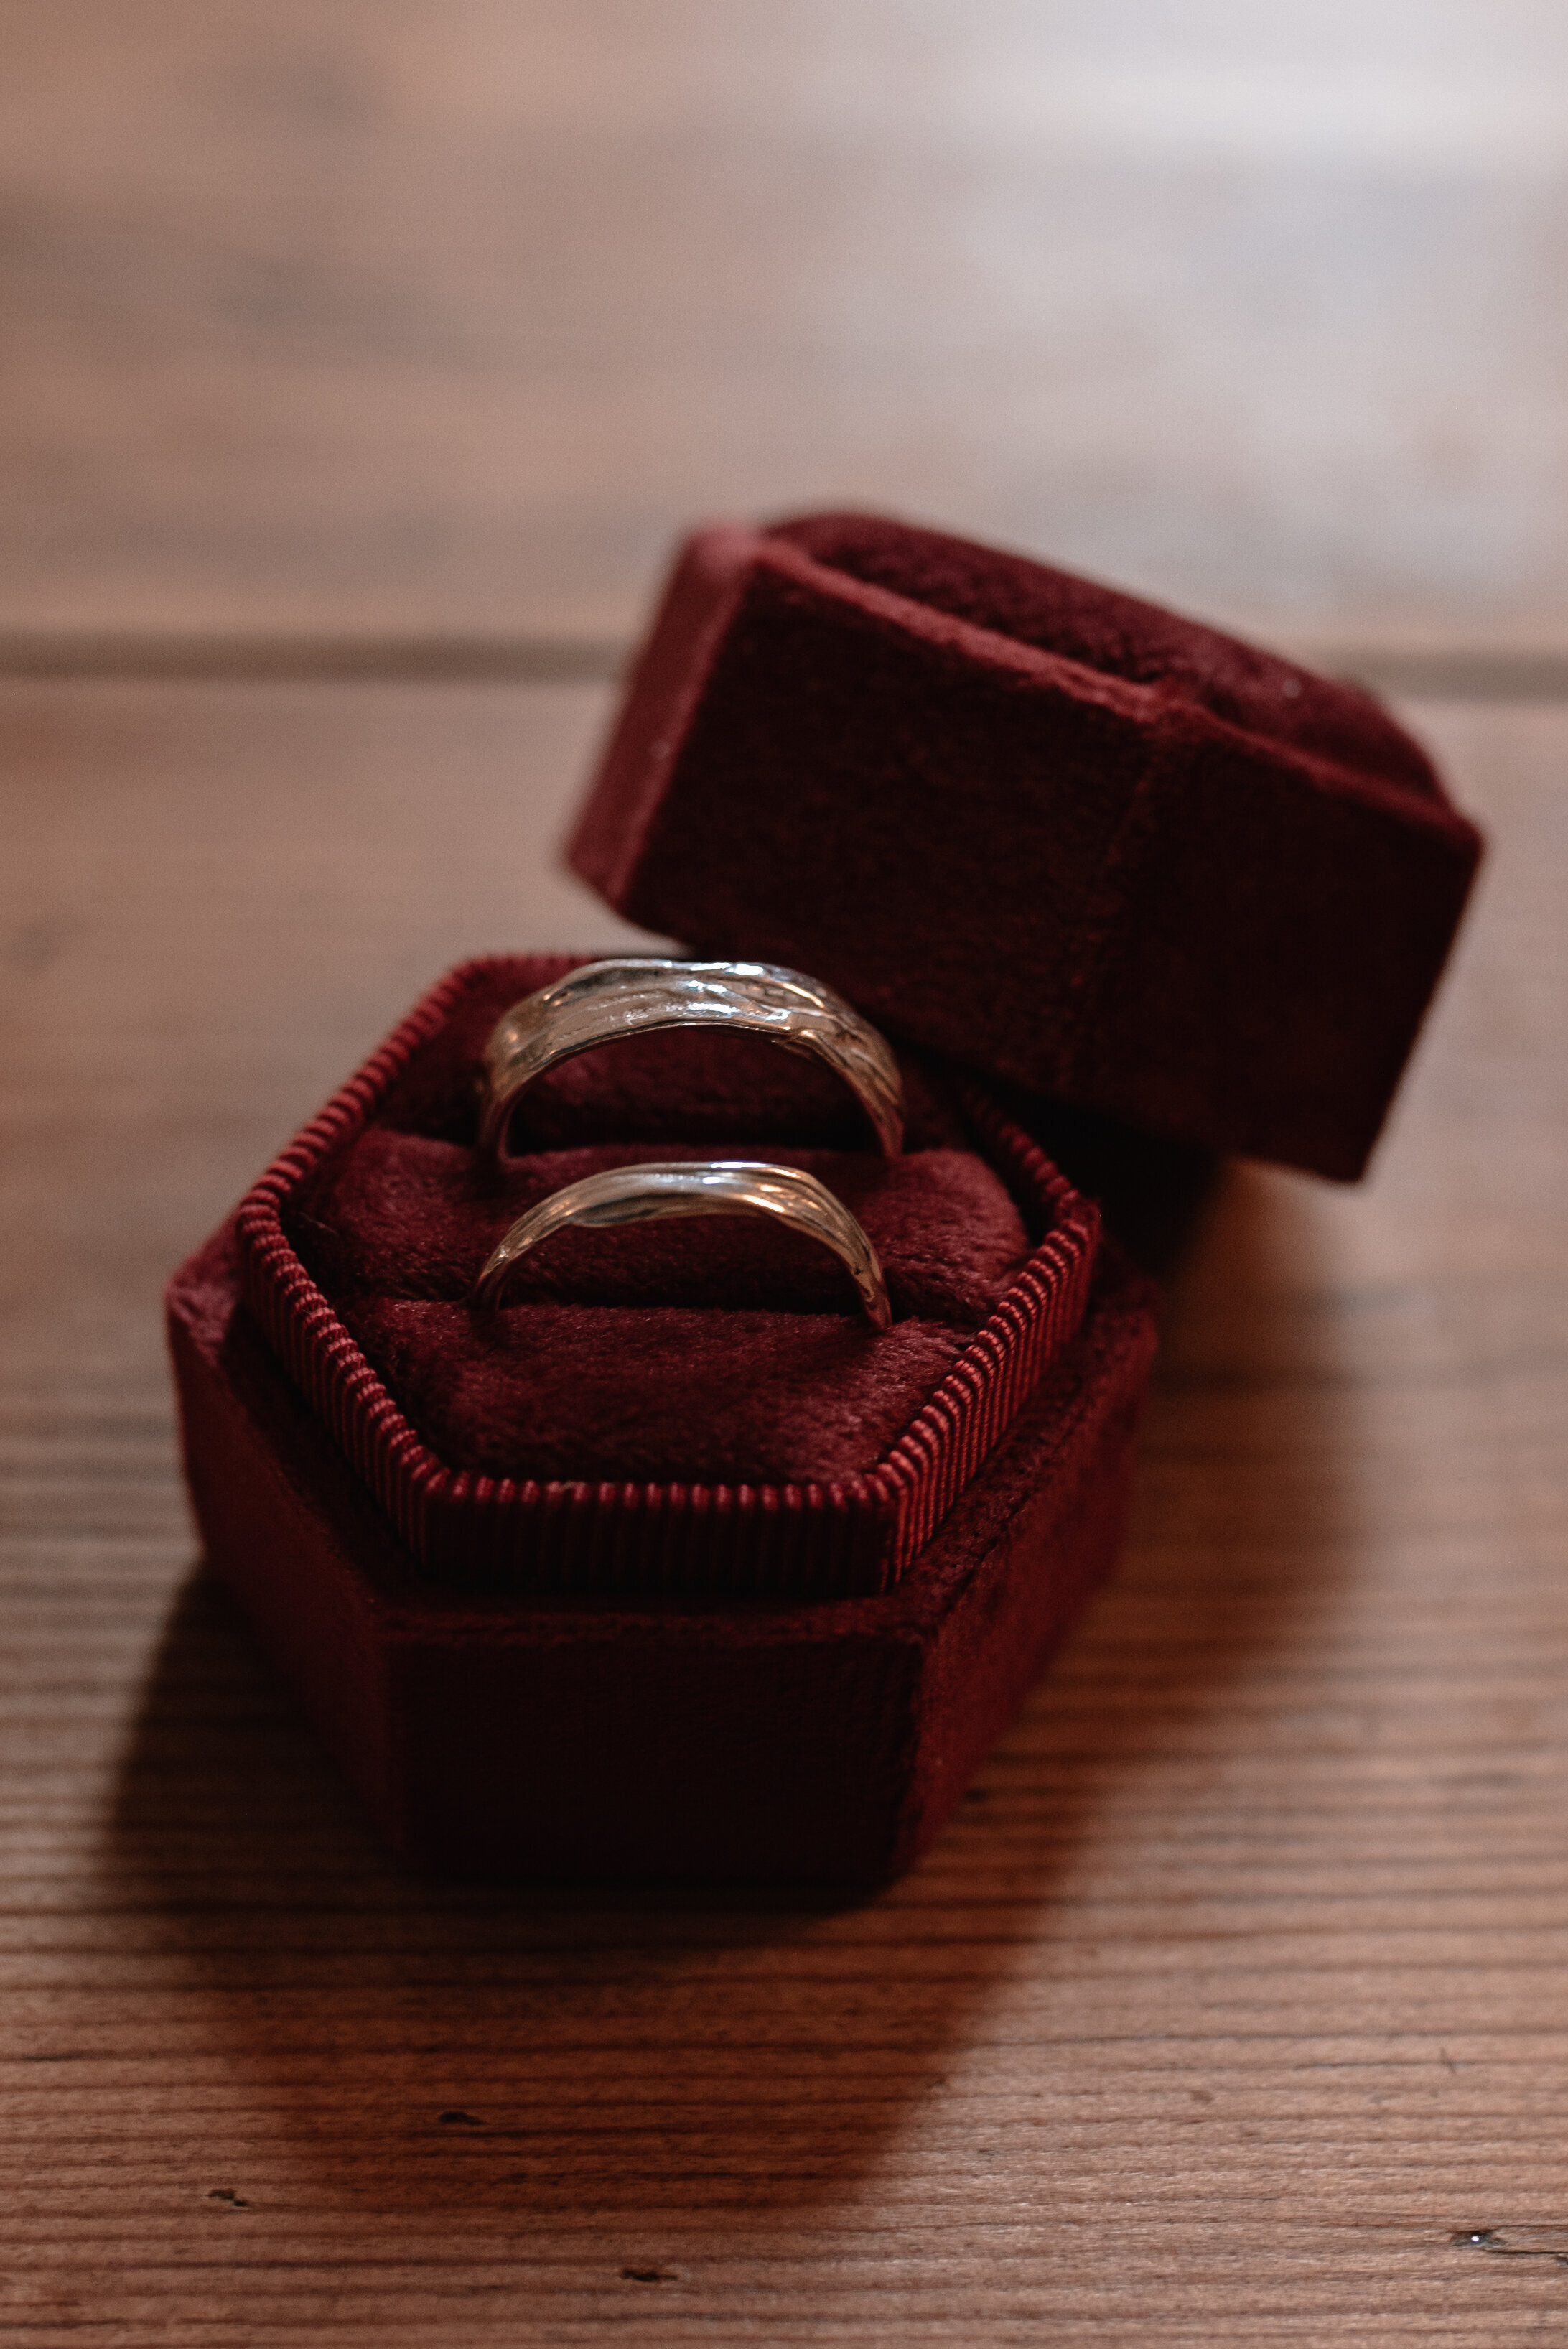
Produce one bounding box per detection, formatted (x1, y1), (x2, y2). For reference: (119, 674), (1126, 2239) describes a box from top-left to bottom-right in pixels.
(478, 957), (905, 1160)
(470, 1159), (892, 1330)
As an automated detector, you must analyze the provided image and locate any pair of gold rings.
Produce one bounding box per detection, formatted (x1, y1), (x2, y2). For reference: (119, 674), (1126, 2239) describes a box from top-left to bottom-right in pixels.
(470, 959), (906, 1330)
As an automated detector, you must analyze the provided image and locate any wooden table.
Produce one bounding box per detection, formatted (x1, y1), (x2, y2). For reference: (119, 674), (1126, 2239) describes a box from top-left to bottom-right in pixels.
(4, 9), (1568, 2343)
(5, 680), (1564, 2345)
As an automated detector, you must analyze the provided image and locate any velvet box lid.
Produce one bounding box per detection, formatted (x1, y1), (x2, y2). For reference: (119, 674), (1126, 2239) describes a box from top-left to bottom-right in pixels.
(569, 511), (1484, 1181)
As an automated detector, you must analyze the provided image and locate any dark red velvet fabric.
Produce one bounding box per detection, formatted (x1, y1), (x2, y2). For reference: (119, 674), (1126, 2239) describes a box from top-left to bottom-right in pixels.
(286, 987), (1034, 1486)
(307, 1138), (1030, 1487)
(169, 1221), (1156, 1887)
(771, 511), (1442, 794)
(235, 958), (1105, 1599)
(569, 513), (1483, 1180)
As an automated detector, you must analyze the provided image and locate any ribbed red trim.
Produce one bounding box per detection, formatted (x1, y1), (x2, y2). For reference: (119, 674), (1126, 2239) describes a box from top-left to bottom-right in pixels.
(235, 959), (1100, 1599)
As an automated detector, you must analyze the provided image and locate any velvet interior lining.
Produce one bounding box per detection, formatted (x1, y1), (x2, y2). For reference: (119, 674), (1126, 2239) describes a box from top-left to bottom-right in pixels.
(767, 509), (1442, 802)
(277, 959), (1044, 1489)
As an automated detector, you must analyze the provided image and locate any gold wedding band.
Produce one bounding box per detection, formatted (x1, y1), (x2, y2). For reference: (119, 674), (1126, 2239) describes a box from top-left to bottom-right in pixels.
(478, 958), (905, 1160)
(470, 1159), (893, 1330)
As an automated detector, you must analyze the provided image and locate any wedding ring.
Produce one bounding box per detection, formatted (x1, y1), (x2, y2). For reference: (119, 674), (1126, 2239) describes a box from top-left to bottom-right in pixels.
(478, 958), (905, 1160)
(470, 1160), (893, 1330)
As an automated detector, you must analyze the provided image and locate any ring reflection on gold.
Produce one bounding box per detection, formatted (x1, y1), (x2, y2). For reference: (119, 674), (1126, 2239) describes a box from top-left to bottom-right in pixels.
(477, 958), (905, 1161)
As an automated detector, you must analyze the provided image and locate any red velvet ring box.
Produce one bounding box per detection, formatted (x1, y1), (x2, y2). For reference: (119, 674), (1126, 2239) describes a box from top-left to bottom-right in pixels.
(167, 510), (1480, 1889)
(168, 958), (1156, 1886)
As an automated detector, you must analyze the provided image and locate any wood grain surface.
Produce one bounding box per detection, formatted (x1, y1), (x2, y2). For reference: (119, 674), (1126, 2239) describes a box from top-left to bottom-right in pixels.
(4, 5), (1567, 2338)
(2, 679), (1565, 2344)
(4, 1), (1568, 651)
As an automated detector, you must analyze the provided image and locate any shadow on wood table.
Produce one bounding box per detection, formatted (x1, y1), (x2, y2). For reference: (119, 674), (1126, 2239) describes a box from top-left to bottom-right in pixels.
(102, 1161), (1353, 2227)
